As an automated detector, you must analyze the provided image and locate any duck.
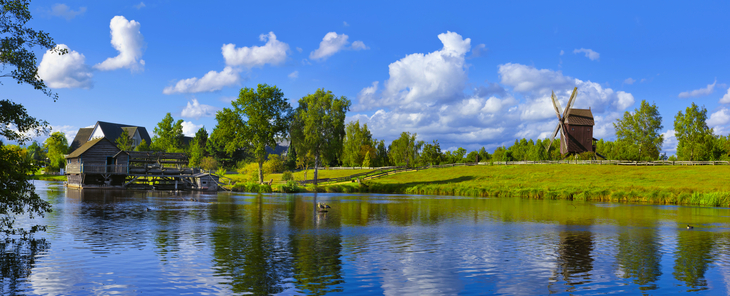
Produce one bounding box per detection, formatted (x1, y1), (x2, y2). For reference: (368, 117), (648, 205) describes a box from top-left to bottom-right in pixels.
(317, 202), (331, 212)
(687, 225), (694, 229)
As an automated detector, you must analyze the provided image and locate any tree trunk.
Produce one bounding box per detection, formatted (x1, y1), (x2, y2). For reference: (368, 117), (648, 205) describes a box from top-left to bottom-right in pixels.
(258, 161), (264, 184)
(313, 153), (320, 186)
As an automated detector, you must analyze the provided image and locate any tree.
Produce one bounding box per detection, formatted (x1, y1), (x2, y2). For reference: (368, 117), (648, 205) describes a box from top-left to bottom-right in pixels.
(1, 0), (65, 100)
(341, 120), (373, 167)
(420, 140), (442, 166)
(188, 127), (208, 167)
(115, 129), (133, 151)
(674, 103), (714, 161)
(43, 131), (67, 172)
(26, 140), (45, 166)
(290, 88), (350, 185)
(134, 139), (150, 151)
(614, 100), (663, 161)
(151, 113), (184, 152)
(200, 156), (218, 171)
(388, 132), (422, 167)
(215, 84), (292, 183)
(362, 151), (371, 167)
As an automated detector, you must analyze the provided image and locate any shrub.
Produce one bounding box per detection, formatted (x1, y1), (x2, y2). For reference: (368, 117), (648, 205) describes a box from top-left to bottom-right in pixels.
(200, 157), (218, 171)
(264, 154), (285, 174)
(282, 171), (293, 181)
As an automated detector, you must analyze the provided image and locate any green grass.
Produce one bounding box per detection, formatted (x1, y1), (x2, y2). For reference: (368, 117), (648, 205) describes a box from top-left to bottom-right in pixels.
(30, 174), (66, 181)
(224, 169), (375, 185)
(317, 164), (730, 207)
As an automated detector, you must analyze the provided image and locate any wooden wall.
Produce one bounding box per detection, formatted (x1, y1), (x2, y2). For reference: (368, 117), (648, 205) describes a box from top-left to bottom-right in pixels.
(79, 140), (122, 166)
(566, 124), (593, 153)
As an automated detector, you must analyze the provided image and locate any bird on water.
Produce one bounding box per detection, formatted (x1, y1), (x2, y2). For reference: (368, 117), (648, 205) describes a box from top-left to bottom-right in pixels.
(317, 202), (331, 212)
(687, 225), (694, 229)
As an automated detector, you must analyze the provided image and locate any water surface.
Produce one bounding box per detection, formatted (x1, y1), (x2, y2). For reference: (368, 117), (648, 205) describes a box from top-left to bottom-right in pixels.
(5, 180), (730, 295)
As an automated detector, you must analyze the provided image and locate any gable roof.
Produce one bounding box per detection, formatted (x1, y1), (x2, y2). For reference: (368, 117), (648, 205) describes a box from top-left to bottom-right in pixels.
(69, 128), (93, 151)
(66, 138), (114, 158)
(565, 108), (595, 126)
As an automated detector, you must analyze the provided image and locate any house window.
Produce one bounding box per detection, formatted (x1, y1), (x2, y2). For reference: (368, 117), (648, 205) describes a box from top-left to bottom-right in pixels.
(571, 128), (574, 131)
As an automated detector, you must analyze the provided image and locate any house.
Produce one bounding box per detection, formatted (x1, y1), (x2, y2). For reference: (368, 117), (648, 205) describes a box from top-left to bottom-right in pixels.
(192, 173), (219, 191)
(69, 121), (152, 152)
(65, 138), (129, 188)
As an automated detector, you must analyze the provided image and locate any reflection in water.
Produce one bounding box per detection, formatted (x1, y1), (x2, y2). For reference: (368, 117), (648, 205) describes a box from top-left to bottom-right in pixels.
(0, 237), (49, 295)
(673, 230), (716, 291)
(9, 181), (730, 295)
(616, 227), (662, 290)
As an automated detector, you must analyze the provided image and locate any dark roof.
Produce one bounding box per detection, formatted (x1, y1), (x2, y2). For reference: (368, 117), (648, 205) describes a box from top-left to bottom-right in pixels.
(566, 108), (595, 126)
(69, 128), (93, 151)
(96, 121), (151, 144)
(66, 138), (114, 158)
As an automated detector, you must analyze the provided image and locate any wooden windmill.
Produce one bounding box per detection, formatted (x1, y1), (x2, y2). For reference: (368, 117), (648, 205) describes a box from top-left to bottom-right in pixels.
(545, 87), (596, 156)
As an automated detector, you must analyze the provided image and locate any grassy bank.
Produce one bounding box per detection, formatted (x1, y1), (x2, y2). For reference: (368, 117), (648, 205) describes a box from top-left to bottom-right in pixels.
(223, 169), (374, 185)
(30, 174), (67, 181)
(230, 165), (730, 207)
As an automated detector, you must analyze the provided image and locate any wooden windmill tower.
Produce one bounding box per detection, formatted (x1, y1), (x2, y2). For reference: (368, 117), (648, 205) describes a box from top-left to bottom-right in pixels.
(545, 87), (596, 156)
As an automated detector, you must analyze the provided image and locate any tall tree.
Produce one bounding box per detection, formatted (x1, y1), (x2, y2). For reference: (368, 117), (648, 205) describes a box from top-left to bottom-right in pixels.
(614, 100), (664, 161)
(152, 113), (184, 152)
(0, 0), (58, 234)
(290, 88), (350, 185)
(115, 129), (133, 151)
(42, 131), (67, 172)
(674, 103), (714, 161)
(388, 132), (422, 167)
(341, 120), (373, 167)
(420, 140), (442, 166)
(215, 84), (291, 183)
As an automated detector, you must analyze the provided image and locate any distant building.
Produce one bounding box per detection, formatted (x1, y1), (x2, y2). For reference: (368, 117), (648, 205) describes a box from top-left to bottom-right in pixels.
(69, 121), (152, 152)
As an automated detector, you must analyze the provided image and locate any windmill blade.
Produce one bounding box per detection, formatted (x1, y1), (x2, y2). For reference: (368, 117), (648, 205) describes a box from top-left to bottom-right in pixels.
(560, 122), (569, 153)
(545, 123), (562, 152)
(562, 87), (578, 118)
(550, 91), (562, 119)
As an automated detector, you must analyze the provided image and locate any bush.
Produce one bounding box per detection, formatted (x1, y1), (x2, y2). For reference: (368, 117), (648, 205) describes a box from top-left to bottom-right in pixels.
(282, 171), (293, 181)
(264, 154), (285, 174)
(215, 167), (227, 176)
(200, 157), (218, 171)
(281, 180), (300, 193)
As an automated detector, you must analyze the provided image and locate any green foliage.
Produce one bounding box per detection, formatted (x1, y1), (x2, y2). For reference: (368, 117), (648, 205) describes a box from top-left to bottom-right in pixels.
(0, 143), (52, 234)
(200, 156), (218, 171)
(675, 103), (715, 161)
(284, 145), (297, 170)
(205, 128), (249, 169)
(290, 88), (351, 185)
(43, 131), (67, 171)
(342, 120), (374, 166)
(217, 84), (292, 183)
(0, 100), (48, 145)
(215, 167), (227, 177)
(115, 129), (133, 151)
(134, 139), (150, 151)
(26, 141), (45, 166)
(151, 113), (184, 152)
(388, 132), (423, 167)
(187, 127), (208, 167)
(281, 171), (294, 181)
(263, 154), (284, 174)
(1, 0), (65, 100)
(420, 140), (442, 166)
(362, 151), (371, 167)
(614, 100), (663, 161)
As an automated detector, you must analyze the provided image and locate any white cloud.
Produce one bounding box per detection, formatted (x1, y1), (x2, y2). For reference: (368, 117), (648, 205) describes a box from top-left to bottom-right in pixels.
(163, 66), (241, 94)
(678, 79), (717, 98)
(220, 96), (236, 103)
(310, 32), (350, 60)
(661, 130), (677, 155)
(470, 44), (487, 58)
(296, 47), (303, 53)
(49, 4), (86, 20)
(288, 71), (298, 79)
(221, 32), (289, 67)
(181, 121), (203, 137)
(707, 108), (730, 127)
(94, 16), (145, 71)
(720, 88), (730, 104)
(134, 2), (146, 9)
(624, 78), (636, 85)
(573, 48), (600, 61)
(181, 99), (219, 119)
(352, 40), (369, 51)
(37, 44), (93, 89)
(348, 32), (636, 151)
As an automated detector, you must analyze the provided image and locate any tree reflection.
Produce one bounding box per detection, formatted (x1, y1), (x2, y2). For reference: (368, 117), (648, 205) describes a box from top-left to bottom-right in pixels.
(0, 237), (49, 294)
(552, 230), (595, 290)
(616, 228), (662, 290)
(673, 230), (716, 291)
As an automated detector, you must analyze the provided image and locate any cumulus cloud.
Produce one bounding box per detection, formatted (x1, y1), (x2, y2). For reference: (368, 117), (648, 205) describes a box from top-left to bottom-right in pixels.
(624, 78), (636, 85)
(678, 79), (717, 98)
(38, 44), (93, 89)
(94, 16), (145, 71)
(163, 67), (240, 94)
(181, 121), (203, 137)
(309, 32), (367, 60)
(661, 130), (677, 155)
(349, 32), (637, 151)
(49, 4), (86, 20)
(181, 98), (219, 119)
(288, 71), (298, 79)
(720, 88), (730, 104)
(221, 32), (289, 67)
(707, 108), (730, 127)
(573, 48), (600, 61)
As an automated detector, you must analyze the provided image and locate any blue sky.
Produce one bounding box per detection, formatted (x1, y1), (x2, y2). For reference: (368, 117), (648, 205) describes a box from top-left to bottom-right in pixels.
(5, 0), (730, 155)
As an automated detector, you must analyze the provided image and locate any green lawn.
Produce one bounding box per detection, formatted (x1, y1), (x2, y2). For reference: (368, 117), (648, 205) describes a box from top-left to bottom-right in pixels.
(223, 169), (375, 185)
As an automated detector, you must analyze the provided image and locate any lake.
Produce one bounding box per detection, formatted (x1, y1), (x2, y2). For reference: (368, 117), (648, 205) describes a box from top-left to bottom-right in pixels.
(5, 180), (730, 295)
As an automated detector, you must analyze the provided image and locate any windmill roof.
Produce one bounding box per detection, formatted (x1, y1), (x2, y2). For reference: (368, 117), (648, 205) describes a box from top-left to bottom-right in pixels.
(566, 108), (594, 126)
